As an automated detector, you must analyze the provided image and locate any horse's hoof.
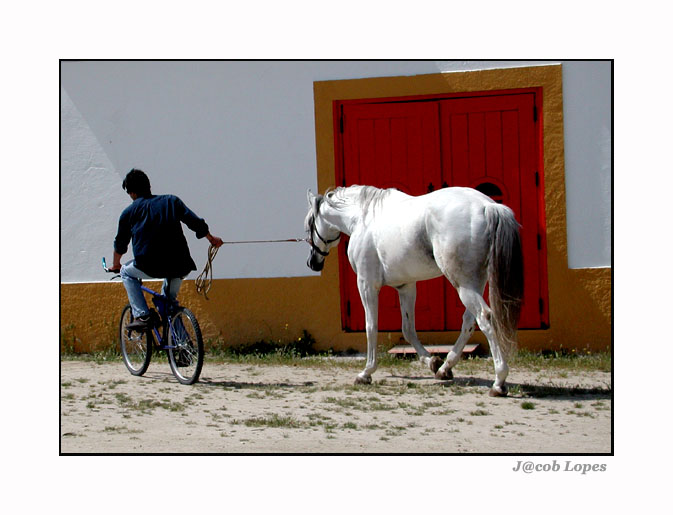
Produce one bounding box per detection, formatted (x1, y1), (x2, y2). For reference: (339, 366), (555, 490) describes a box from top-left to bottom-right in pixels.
(354, 375), (372, 385)
(435, 367), (453, 380)
(489, 385), (508, 397)
(429, 356), (443, 374)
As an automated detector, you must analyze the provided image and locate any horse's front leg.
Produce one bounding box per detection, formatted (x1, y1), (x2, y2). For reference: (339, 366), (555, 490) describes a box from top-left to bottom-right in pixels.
(355, 279), (380, 385)
(397, 283), (441, 374)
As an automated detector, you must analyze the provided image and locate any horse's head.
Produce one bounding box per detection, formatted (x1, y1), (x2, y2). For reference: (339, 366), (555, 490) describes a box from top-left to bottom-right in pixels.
(305, 190), (341, 272)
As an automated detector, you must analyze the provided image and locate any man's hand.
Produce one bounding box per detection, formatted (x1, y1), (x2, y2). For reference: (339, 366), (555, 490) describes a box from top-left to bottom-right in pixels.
(109, 251), (123, 273)
(206, 233), (224, 248)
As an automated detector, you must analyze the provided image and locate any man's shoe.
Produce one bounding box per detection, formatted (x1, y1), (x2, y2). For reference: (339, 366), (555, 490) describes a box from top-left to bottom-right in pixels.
(127, 315), (151, 332)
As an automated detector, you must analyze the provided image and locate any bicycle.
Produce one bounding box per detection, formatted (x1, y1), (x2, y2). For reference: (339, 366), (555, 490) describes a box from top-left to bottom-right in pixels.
(102, 258), (204, 385)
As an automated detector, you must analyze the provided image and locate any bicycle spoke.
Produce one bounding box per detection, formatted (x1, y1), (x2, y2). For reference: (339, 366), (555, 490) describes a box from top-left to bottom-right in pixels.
(119, 305), (152, 376)
(167, 309), (203, 384)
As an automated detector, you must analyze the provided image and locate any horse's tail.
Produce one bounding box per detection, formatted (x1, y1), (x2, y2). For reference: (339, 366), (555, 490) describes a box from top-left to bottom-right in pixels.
(485, 202), (524, 358)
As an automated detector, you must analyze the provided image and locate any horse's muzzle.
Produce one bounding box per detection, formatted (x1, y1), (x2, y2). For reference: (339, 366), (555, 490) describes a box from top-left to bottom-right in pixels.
(307, 252), (325, 272)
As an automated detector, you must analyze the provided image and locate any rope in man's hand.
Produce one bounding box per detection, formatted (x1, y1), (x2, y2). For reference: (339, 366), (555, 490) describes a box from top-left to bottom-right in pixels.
(195, 244), (219, 300)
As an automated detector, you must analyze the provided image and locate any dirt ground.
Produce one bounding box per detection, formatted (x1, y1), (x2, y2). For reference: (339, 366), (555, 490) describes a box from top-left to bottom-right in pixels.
(60, 357), (612, 454)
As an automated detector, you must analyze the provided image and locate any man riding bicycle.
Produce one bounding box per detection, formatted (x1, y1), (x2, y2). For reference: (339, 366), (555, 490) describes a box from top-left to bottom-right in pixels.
(110, 169), (223, 331)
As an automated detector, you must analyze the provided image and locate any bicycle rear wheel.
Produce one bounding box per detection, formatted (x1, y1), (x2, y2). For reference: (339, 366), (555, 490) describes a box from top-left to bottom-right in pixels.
(167, 308), (204, 385)
(120, 304), (152, 376)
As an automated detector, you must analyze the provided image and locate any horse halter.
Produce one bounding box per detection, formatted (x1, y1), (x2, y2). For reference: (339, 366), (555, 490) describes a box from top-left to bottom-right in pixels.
(308, 203), (340, 257)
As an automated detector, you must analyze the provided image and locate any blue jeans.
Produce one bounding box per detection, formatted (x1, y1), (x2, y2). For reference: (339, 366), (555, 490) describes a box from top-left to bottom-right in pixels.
(120, 260), (183, 318)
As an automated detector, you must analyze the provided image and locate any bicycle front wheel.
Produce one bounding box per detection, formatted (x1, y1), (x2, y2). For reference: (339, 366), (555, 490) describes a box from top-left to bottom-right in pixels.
(167, 308), (204, 385)
(120, 304), (153, 376)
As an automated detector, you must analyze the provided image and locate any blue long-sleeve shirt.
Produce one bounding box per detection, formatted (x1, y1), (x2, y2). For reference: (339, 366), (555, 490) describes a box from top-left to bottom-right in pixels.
(114, 194), (209, 278)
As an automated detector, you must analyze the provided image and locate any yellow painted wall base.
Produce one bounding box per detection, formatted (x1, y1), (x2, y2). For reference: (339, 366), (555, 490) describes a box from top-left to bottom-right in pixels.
(60, 265), (610, 354)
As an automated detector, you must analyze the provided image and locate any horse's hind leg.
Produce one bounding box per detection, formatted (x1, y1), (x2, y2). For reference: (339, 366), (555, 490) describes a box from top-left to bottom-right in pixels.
(456, 287), (509, 396)
(397, 283), (440, 373)
(435, 309), (476, 380)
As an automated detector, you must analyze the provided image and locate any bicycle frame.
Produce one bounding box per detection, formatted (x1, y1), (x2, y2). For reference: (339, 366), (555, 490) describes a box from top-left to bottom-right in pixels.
(102, 258), (180, 351)
(140, 283), (181, 351)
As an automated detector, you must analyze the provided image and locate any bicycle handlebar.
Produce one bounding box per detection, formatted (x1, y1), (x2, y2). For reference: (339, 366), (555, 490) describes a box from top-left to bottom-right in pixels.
(102, 257), (120, 274)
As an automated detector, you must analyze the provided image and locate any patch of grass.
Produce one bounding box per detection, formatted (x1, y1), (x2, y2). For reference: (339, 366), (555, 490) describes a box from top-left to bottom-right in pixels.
(103, 425), (142, 434)
(592, 400), (610, 411)
(567, 409), (596, 418)
(512, 349), (611, 373)
(98, 379), (127, 389)
(521, 401), (536, 410)
(208, 330), (319, 360)
(507, 384), (522, 396)
(236, 413), (305, 429)
(114, 392), (186, 413)
(324, 396), (360, 409)
(385, 426), (407, 437)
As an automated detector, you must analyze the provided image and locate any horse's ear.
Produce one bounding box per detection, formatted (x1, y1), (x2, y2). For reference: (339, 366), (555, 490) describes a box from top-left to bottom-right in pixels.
(307, 189), (321, 212)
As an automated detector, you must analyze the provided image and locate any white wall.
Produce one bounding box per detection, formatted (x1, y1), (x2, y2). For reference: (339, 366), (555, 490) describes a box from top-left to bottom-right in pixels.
(60, 60), (611, 283)
(561, 61), (612, 268)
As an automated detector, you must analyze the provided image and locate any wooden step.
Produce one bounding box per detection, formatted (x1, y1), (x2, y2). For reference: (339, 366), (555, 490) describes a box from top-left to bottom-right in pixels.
(388, 343), (481, 356)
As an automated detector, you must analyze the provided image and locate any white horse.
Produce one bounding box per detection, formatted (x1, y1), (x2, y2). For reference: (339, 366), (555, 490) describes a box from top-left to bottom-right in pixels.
(305, 185), (523, 396)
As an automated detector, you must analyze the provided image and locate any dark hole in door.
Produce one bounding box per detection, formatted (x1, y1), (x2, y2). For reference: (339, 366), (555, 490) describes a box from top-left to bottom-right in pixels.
(475, 182), (504, 203)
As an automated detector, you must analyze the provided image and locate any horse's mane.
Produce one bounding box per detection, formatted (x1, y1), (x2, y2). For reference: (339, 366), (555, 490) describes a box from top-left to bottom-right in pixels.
(324, 185), (393, 216)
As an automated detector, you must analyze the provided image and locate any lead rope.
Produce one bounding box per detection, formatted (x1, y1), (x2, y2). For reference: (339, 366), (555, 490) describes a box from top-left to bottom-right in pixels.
(195, 244), (219, 300)
(195, 238), (308, 300)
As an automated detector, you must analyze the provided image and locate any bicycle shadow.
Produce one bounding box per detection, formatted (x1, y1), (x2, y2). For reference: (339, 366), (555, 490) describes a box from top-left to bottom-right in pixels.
(197, 377), (316, 390)
(138, 369), (316, 389)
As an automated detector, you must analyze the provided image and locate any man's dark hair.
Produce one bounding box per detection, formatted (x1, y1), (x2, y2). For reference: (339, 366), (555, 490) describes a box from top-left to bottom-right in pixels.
(122, 169), (152, 197)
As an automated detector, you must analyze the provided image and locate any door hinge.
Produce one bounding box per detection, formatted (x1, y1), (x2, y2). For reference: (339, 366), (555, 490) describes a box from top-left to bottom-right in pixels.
(339, 105), (344, 133)
(535, 171), (539, 186)
(539, 298), (544, 315)
(533, 105), (538, 122)
(537, 234), (542, 250)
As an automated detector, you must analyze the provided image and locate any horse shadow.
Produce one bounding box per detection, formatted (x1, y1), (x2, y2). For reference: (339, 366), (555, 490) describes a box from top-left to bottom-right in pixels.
(388, 373), (612, 400)
(147, 369), (611, 400)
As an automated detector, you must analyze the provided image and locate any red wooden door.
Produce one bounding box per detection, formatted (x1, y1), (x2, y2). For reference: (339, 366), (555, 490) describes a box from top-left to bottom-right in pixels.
(336, 90), (548, 332)
(439, 93), (547, 328)
(339, 102), (445, 331)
